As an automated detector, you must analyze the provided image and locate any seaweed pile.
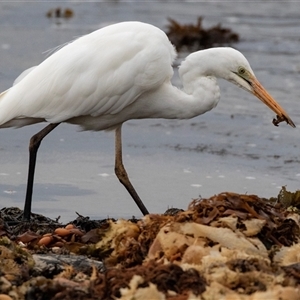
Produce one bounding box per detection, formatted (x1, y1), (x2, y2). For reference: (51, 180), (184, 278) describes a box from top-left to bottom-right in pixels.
(166, 17), (239, 51)
(1, 188), (300, 299)
(46, 8), (74, 19)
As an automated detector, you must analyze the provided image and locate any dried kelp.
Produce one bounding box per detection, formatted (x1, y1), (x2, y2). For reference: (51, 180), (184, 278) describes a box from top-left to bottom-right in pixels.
(1, 191), (300, 299)
(185, 192), (300, 248)
(166, 17), (239, 51)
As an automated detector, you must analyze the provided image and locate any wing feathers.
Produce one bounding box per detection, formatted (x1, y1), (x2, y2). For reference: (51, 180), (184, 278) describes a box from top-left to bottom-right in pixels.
(0, 22), (176, 128)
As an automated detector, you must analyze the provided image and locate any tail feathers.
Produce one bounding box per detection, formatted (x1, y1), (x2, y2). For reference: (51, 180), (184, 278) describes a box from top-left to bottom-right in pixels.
(0, 88), (9, 98)
(13, 66), (37, 86)
(0, 65), (36, 99)
(0, 66), (38, 128)
(0, 88), (46, 128)
(0, 117), (45, 128)
(0, 88), (14, 127)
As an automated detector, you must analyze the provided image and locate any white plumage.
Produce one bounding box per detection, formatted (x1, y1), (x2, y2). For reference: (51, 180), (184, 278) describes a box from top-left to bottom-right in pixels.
(0, 21), (294, 220)
(0, 22), (176, 129)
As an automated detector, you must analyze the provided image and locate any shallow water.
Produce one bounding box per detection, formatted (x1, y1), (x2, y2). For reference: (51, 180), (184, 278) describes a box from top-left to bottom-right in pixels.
(0, 2), (299, 221)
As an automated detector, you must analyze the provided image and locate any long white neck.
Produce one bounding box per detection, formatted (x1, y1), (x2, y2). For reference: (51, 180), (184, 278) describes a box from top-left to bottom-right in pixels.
(154, 79), (220, 120)
(135, 50), (222, 120)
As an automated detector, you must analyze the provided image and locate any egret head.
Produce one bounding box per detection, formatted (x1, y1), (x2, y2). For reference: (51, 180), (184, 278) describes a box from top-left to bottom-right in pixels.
(217, 48), (295, 128)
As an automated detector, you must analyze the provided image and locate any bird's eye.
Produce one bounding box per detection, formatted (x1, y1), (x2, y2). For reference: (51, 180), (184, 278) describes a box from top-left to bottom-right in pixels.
(238, 67), (246, 75)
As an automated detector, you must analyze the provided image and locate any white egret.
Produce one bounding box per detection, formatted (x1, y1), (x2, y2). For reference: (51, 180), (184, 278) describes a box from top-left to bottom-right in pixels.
(0, 21), (295, 221)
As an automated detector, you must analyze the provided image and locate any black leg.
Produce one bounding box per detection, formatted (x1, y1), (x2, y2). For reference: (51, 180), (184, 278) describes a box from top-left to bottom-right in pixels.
(23, 123), (60, 221)
(114, 125), (149, 216)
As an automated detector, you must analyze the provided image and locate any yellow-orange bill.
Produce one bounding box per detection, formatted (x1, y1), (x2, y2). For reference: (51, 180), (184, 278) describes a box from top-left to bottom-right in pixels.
(251, 77), (295, 128)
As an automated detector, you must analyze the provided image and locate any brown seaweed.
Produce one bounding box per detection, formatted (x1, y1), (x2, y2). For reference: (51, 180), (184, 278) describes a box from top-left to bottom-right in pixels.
(166, 17), (239, 51)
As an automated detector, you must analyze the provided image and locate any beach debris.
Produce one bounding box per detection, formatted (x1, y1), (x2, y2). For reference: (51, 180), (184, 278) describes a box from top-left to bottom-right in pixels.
(1, 189), (300, 298)
(46, 8), (74, 19)
(166, 17), (239, 51)
(270, 186), (300, 209)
